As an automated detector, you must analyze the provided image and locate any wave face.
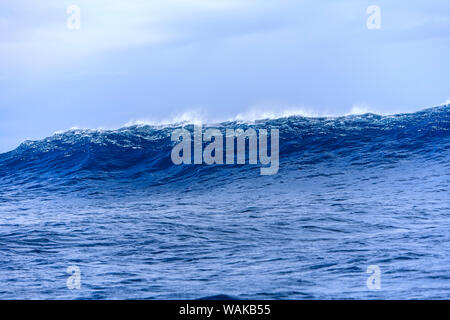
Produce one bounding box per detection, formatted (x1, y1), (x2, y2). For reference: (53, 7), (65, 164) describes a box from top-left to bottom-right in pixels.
(0, 106), (449, 299)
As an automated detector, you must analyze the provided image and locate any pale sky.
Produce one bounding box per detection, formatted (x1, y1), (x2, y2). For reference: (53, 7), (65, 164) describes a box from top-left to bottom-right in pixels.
(1, 0), (450, 152)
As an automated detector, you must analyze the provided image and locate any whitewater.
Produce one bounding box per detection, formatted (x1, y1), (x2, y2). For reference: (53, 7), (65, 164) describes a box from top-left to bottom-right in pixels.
(0, 106), (449, 299)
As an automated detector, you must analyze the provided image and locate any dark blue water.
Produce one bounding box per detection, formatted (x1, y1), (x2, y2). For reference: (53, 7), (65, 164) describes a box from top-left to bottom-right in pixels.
(0, 106), (449, 299)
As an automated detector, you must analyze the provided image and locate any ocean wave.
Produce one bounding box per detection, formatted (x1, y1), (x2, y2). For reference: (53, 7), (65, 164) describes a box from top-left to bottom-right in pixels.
(0, 105), (448, 190)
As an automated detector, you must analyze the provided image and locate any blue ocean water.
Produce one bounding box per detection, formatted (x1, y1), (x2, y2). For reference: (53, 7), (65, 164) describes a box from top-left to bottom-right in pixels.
(0, 106), (449, 299)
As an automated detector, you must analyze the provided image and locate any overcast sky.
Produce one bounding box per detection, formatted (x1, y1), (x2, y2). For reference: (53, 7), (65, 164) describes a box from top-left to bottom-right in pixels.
(1, 0), (450, 152)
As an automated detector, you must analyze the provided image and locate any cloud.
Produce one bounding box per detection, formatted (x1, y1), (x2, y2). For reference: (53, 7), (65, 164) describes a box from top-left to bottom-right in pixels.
(0, 0), (295, 73)
(2, 0), (450, 73)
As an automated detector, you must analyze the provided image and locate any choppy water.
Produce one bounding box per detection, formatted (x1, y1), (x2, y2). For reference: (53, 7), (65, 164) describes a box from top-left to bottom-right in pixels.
(0, 106), (449, 299)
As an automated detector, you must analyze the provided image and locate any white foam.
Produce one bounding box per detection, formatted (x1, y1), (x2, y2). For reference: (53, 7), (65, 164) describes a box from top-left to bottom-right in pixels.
(230, 107), (319, 122)
(124, 110), (207, 127)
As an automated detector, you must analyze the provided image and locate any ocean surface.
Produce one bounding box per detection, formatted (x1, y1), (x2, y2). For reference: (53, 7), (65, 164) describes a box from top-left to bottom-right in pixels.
(0, 106), (449, 299)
